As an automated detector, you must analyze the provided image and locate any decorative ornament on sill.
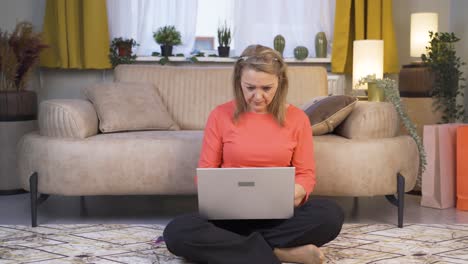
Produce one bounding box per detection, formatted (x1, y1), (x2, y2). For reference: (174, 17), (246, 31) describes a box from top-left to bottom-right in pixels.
(294, 46), (309, 60)
(315, 32), (327, 58)
(273, 35), (285, 57)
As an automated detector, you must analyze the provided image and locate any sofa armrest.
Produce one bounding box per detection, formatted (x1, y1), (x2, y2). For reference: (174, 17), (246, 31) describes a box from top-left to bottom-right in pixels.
(38, 99), (98, 139)
(334, 101), (399, 139)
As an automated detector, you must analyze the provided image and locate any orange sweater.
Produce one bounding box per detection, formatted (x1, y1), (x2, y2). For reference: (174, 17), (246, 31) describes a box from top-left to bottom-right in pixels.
(198, 101), (316, 199)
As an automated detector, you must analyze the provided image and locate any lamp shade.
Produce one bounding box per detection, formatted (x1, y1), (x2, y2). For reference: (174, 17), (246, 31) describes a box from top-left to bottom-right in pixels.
(410, 12), (438, 58)
(352, 40), (384, 89)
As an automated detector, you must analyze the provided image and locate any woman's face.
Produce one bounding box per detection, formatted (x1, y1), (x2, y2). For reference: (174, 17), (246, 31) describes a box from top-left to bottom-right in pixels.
(240, 68), (279, 113)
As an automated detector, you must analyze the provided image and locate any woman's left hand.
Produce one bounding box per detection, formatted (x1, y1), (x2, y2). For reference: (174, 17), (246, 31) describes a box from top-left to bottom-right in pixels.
(294, 184), (306, 207)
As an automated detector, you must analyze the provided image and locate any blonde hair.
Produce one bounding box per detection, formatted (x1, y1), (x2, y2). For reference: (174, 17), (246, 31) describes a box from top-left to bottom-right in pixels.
(233, 44), (289, 126)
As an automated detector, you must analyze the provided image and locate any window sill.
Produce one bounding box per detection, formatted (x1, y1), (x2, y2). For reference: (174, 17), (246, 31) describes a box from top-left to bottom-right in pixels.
(136, 56), (331, 64)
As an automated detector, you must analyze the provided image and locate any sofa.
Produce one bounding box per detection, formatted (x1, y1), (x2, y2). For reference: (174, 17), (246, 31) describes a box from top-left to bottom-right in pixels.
(17, 65), (419, 227)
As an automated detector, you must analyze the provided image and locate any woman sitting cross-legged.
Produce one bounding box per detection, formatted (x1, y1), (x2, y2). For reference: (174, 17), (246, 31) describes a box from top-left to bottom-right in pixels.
(163, 44), (344, 264)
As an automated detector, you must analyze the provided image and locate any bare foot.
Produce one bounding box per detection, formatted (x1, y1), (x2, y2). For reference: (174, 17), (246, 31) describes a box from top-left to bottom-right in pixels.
(273, 244), (324, 264)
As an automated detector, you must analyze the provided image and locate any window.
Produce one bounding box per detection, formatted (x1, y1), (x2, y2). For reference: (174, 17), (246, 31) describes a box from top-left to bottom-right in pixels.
(194, 0), (234, 54)
(107, 0), (335, 57)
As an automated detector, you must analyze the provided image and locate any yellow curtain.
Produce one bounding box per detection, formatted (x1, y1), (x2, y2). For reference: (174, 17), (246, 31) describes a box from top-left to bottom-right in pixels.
(40, 0), (111, 69)
(331, 0), (399, 73)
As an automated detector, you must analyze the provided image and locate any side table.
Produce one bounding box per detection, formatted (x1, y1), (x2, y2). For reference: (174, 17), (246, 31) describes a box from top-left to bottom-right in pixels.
(0, 120), (37, 194)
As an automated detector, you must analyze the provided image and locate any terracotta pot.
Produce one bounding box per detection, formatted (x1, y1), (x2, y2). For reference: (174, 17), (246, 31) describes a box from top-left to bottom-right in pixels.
(0, 90), (38, 121)
(118, 45), (132, 57)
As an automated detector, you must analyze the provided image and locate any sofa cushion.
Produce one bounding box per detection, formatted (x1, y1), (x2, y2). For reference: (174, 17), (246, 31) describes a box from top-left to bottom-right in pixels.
(335, 101), (399, 139)
(84, 82), (180, 133)
(39, 99), (99, 138)
(302, 95), (358, 135)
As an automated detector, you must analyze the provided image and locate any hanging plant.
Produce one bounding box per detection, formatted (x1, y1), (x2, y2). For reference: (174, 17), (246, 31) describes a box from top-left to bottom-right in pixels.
(356, 75), (427, 175)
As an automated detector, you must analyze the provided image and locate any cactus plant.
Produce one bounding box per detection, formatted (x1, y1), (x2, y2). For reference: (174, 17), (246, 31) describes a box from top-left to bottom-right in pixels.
(294, 46), (309, 60)
(273, 35), (285, 57)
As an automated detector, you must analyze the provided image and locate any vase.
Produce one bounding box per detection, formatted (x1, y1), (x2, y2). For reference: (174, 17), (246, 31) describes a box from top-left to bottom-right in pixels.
(294, 46), (309, 60)
(367, 82), (385, 102)
(273, 35), (285, 57)
(0, 90), (37, 121)
(315, 32), (327, 58)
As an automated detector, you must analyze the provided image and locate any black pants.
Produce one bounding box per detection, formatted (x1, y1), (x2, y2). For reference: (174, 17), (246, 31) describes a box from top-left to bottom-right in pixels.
(163, 198), (344, 264)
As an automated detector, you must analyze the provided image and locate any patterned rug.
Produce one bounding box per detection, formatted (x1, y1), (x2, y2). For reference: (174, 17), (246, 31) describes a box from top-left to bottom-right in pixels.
(1, 223), (468, 263)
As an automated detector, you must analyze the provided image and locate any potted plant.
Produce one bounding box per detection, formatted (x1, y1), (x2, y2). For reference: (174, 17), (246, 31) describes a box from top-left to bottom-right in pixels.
(421, 31), (465, 123)
(109, 37), (139, 68)
(0, 21), (47, 194)
(0, 21), (47, 121)
(153, 25), (182, 57)
(356, 75), (427, 176)
(217, 22), (231, 57)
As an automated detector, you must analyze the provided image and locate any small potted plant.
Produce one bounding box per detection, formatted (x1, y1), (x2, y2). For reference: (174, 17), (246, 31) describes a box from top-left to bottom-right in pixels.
(109, 37), (139, 68)
(153, 25), (182, 57)
(217, 22), (231, 57)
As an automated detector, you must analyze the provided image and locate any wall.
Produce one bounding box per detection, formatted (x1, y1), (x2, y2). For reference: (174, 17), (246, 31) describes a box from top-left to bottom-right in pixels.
(2, 0), (468, 104)
(393, 0), (468, 119)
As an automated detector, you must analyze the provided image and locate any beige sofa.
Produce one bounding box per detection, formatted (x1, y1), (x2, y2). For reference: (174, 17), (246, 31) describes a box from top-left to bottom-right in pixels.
(17, 65), (419, 227)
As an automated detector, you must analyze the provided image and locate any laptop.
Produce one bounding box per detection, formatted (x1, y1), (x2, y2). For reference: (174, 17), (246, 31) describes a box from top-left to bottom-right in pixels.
(196, 167), (295, 220)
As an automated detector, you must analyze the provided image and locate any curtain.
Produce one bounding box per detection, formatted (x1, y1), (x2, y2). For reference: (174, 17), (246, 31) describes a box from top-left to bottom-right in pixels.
(40, 0), (111, 69)
(331, 0), (399, 73)
(107, 0), (198, 56)
(233, 0), (335, 57)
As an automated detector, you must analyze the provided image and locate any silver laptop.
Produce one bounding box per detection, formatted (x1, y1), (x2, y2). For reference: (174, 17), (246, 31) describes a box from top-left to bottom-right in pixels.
(197, 167), (295, 220)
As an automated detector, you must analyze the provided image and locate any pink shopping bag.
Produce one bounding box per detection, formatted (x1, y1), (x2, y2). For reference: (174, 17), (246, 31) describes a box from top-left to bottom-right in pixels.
(421, 124), (466, 209)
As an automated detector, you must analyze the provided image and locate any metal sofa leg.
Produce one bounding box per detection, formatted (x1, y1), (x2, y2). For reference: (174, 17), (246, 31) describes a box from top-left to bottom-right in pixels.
(385, 173), (405, 228)
(29, 172), (50, 227)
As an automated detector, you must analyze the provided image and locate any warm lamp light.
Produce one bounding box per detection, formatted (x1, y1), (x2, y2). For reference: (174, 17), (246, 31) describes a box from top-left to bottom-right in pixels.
(410, 12), (438, 58)
(352, 40), (384, 90)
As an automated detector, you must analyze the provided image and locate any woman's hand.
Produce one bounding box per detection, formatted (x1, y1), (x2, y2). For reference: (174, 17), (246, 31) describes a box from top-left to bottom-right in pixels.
(294, 184), (306, 207)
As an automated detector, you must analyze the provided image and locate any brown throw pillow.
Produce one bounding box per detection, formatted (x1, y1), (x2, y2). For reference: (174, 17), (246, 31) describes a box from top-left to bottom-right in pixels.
(84, 82), (180, 133)
(302, 95), (358, 136)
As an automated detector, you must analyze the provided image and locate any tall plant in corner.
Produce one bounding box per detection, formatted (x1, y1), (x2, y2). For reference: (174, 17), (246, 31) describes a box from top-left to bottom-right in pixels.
(0, 21), (47, 121)
(422, 31), (465, 123)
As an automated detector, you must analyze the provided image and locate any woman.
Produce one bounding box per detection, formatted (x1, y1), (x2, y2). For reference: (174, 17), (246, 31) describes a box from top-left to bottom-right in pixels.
(163, 44), (344, 264)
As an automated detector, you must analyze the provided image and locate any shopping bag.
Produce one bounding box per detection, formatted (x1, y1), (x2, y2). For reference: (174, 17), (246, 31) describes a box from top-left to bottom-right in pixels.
(421, 124), (465, 209)
(457, 126), (468, 211)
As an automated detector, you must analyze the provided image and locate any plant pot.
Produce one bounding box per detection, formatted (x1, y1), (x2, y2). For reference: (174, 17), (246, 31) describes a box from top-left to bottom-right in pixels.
(218, 46), (230, 57)
(160, 45), (173, 57)
(0, 90), (38, 121)
(367, 82), (385, 102)
(118, 45), (132, 57)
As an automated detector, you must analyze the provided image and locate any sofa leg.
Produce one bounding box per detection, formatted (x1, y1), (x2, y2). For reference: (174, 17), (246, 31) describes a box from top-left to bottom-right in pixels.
(29, 172), (50, 227)
(385, 173), (405, 228)
(80, 196), (88, 216)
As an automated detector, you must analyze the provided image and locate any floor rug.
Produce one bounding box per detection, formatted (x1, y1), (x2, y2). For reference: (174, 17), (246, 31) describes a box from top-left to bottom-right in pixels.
(1, 224), (468, 263)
